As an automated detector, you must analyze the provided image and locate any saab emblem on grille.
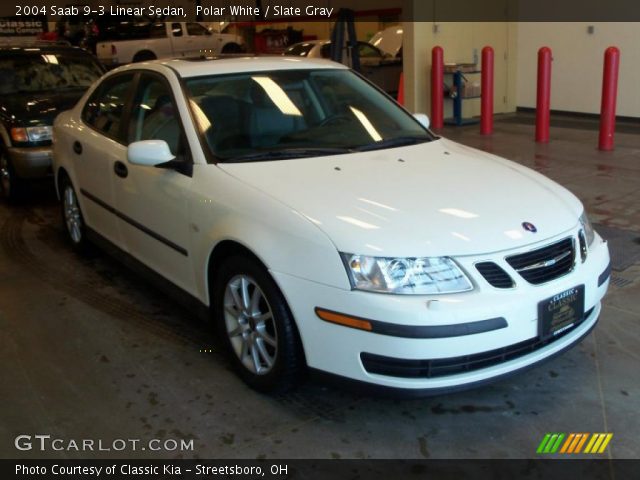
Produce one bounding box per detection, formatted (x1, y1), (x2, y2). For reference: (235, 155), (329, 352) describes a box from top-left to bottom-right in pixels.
(522, 222), (537, 233)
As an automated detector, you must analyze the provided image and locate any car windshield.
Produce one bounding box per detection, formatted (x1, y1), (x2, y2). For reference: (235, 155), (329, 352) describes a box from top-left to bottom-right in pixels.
(185, 68), (434, 162)
(283, 43), (314, 57)
(0, 53), (103, 95)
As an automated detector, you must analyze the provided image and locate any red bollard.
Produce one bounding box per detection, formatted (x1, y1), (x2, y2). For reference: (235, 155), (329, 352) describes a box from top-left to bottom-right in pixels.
(431, 46), (444, 129)
(535, 47), (552, 143)
(599, 47), (620, 151)
(480, 46), (494, 135)
(397, 71), (405, 106)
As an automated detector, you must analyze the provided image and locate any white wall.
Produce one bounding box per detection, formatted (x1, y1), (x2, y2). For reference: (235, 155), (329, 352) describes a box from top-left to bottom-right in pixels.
(404, 20), (518, 117)
(517, 22), (640, 118)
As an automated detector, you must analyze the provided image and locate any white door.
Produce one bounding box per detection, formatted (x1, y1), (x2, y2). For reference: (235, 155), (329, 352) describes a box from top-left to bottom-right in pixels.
(112, 72), (195, 294)
(185, 22), (215, 53)
(170, 22), (198, 57)
(74, 73), (135, 247)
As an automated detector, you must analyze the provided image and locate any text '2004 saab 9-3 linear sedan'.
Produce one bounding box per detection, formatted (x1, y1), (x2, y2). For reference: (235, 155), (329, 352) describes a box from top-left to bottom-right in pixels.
(52, 56), (610, 395)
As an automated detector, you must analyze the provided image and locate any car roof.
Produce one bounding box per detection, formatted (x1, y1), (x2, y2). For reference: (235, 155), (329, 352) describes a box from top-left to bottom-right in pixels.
(288, 39), (371, 48)
(0, 43), (96, 57)
(289, 40), (330, 47)
(116, 55), (348, 77)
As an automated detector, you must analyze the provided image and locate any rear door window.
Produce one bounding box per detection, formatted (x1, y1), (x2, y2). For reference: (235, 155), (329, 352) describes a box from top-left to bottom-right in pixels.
(82, 74), (134, 142)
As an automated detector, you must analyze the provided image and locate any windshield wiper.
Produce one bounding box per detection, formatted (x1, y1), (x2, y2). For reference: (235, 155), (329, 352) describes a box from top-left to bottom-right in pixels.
(352, 136), (430, 152)
(226, 147), (352, 162)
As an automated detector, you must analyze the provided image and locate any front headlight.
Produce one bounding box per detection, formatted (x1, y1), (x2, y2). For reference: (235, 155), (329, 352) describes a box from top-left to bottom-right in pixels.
(27, 126), (53, 142)
(10, 126), (53, 143)
(341, 253), (473, 295)
(579, 211), (595, 247)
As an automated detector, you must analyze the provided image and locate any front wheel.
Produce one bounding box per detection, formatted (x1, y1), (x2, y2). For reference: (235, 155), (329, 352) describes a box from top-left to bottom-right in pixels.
(221, 43), (243, 54)
(0, 153), (24, 203)
(213, 255), (305, 393)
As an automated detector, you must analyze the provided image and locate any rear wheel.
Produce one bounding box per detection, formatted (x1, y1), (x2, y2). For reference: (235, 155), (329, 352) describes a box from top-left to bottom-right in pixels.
(0, 153), (24, 203)
(132, 51), (157, 62)
(213, 255), (305, 393)
(60, 176), (90, 252)
(221, 43), (243, 54)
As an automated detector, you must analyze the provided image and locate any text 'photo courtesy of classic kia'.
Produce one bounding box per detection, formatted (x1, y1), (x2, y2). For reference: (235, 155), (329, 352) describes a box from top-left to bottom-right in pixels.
(52, 56), (611, 395)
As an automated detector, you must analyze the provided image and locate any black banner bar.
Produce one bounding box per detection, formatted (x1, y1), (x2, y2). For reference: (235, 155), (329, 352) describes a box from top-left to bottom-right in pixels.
(3, 459), (640, 480)
(1, 1), (640, 22)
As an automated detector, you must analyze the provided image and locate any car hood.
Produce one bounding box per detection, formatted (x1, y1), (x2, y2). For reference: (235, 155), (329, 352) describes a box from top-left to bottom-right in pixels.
(218, 138), (583, 257)
(0, 89), (85, 126)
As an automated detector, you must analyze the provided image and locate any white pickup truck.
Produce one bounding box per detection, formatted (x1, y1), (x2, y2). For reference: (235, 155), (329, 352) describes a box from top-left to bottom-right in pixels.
(97, 22), (244, 66)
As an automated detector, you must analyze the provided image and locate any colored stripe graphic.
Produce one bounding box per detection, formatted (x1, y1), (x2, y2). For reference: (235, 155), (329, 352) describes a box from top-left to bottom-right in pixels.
(574, 433), (589, 453)
(597, 434), (613, 453)
(539, 433), (612, 454)
(550, 433), (565, 453)
(585, 433), (613, 454)
(538, 433), (565, 454)
(544, 434), (558, 453)
(537, 433), (552, 454)
(560, 433), (575, 453)
(584, 434), (598, 453)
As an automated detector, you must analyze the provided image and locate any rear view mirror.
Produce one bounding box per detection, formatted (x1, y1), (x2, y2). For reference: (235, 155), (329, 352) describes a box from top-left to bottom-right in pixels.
(413, 113), (430, 130)
(127, 140), (175, 166)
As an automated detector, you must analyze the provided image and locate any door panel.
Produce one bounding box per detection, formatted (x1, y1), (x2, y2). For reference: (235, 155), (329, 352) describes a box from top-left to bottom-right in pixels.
(113, 73), (194, 294)
(76, 74), (133, 246)
(186, 22), (212, 52)
(170, 23), (198, 57)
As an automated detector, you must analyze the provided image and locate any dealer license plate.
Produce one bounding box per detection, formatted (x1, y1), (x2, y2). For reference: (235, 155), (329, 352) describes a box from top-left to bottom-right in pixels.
(538, 285), (585, 340)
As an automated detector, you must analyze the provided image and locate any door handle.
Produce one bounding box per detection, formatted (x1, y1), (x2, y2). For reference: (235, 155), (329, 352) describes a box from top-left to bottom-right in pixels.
(113, 161), (128, 178)
(73, 141), (82, 155)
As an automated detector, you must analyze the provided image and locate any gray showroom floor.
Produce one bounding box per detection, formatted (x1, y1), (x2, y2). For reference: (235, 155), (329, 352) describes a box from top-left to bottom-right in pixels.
(1, 113), (639, 460)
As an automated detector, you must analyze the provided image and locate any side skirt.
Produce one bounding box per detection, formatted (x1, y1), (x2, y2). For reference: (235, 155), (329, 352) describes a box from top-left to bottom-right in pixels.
(86, 227), (210, 322)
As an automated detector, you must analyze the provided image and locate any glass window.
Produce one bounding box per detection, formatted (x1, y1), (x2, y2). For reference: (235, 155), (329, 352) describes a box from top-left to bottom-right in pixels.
(319, 44), (331, 58)
(0, 53), (103, 95)
(186, 23), (209, 36)
(171, 23), (183, 37)
(82, 74), (133, 140)
(128, 74), (182, 156)
(185, 69), (433, 162)
(150, 23), (167, 38)
(283, 43), (314, 57)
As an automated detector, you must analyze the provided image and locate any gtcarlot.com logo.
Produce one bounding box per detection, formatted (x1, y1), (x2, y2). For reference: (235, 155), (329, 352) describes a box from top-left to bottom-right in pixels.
(537, 432), (613, 454)
(15, 435), (194, 452)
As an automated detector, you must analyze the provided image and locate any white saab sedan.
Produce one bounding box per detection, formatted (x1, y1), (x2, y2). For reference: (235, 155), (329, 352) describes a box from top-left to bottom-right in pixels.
(53, 56), (610, 395)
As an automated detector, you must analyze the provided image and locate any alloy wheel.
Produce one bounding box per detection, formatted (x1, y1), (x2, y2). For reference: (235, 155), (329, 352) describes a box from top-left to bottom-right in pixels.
(63, 185), (83, 244)
(0, 156), (11, 198)
(223, 274), (278, 375)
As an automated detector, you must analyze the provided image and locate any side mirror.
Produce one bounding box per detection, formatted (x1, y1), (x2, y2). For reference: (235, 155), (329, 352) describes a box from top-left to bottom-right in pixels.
(127, 140), (175, 167)
(413, 113), (430, 130)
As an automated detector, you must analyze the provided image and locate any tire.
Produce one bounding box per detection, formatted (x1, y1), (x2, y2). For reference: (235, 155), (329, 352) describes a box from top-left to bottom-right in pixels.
(59, 175), (90, 253)
(213, 255), (305, 393)
(221, 43), (243, 54)
(132, 51), (157, 62)
(0, 153), (24, 203)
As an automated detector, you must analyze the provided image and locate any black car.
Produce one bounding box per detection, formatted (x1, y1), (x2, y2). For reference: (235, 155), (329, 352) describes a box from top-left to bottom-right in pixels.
(0, 43), (105, 202)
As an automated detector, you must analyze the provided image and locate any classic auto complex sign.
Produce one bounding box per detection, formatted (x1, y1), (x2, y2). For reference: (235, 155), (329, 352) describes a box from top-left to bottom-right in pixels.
(0, 17), (47, 36)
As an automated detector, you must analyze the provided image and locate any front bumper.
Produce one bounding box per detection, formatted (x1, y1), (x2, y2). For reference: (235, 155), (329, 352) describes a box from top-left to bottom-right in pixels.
(8, 146), (53, 179)
(272, 229), (610, 393)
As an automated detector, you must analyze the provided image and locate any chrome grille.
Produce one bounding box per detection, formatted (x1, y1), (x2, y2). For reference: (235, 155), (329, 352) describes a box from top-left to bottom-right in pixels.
(506, 237), (575, 285)
(475, 262), (514, 288)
